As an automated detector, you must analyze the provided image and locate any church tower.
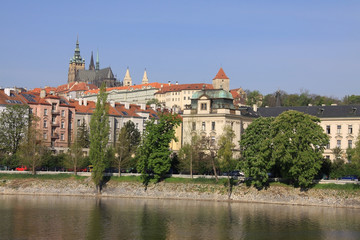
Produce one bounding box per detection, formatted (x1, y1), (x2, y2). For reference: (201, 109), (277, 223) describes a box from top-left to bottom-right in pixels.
(68, 37), (85, 83)
(89, 51), (95, 70)
(123, 67), (132, 86)
(142, 68), (149, 84)
(212, 67), (230, 92)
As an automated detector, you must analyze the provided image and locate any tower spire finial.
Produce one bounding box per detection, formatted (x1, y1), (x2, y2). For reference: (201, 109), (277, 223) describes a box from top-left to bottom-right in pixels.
(96, 49), (100, 71)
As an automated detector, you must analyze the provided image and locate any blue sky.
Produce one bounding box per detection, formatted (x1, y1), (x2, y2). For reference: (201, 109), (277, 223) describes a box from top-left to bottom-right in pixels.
(0, 0), (359, 99)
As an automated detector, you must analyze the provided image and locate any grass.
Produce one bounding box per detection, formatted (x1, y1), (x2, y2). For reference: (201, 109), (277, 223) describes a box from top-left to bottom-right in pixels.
(164, 177), (228, 185)
(312, 183), (360, 191)
(110, 175), (142, 183)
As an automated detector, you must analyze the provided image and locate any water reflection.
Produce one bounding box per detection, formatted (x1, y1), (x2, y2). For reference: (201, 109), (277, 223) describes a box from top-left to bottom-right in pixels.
(0, 195), (359, 240)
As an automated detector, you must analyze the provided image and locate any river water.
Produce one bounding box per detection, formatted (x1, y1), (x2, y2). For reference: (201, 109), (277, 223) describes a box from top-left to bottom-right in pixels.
(0, 195), (359, 240)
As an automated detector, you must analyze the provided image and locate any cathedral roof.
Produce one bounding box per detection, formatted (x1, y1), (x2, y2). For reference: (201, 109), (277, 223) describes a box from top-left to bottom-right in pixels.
(213, 67), (229, 80)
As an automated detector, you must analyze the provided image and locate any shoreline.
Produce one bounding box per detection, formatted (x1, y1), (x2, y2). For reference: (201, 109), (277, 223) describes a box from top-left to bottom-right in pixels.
(1, 178), (360, 209)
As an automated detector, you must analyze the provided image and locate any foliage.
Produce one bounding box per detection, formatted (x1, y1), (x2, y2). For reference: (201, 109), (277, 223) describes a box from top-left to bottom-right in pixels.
(178, 134), (202, 177)
(146, 98), (161, 107)
(136, 112), (181, 184)
(0, 104), (29, 155)
(200, 136), (219, 181)
(89, 83), (109, 193)
(332, 147), (344, 161)
(77, 119), (90, 148)
(271, 111), (329, 188)
(65, 141), (86, 175)
(218, 126), (236, 173)
(114, 121), (140, 175)
(343, 95), (360, 105)
(350, 131), (360, 168)
(17, 115), (47, 175)
(245, 90), (262, 106)
(240, 117), (275, 188)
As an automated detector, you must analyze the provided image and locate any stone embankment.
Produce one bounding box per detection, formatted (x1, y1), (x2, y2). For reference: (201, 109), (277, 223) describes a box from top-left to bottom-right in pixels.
(1, 177), (360, 209)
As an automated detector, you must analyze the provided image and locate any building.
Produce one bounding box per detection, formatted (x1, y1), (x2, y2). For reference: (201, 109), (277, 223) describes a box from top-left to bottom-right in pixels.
(257, 105), (360, 162)
(212, 67), (230, 92)
(155, 83), (213, 111)
(182, 87), (257, 155)
(20, 90), (75, 153)
(0, 88), (27, 113)
(67, 38), (120, 88)
(56, 82), (98, 99)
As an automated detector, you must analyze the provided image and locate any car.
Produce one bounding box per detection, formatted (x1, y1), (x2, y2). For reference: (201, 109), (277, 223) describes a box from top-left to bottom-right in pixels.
(15, 165), (28, 171)
(339, 175), (358, 181)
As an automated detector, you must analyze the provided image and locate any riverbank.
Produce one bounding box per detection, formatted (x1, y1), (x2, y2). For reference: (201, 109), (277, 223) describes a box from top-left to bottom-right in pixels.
(1, 176), (360, 208)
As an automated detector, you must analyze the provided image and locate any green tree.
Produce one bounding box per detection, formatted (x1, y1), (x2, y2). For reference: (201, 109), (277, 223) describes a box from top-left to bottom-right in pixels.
(178, 134), (202, 178)
(0, 104), (29, 155)
(146, 98), (161, 107)
(77, 119), (90, 148)
(217, 126), (236, 198)
(350, 131), (360, 168)
(245, 90), (262, 106)
(271, 110), (329, 188)
(89, 83), (110, 194)
(66, 140), (85, 175)
(201, 136), (219, 181)
(240, 117), (275, 188)
(18, 115), (47, 175)
(136, 112), (181, 185)
(114, 121), (140, 175)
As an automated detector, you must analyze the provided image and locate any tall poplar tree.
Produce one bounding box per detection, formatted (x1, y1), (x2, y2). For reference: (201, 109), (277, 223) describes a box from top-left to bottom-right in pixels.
(89, 83), (109, 194)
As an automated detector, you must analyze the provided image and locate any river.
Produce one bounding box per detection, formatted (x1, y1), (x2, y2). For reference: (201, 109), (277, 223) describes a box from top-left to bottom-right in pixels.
(0, 195), (359, 240)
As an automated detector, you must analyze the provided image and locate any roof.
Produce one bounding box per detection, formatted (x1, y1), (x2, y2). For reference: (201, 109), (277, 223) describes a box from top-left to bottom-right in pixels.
(84, 82), (163, 95)
(56, 82), (98, 94)
(76, 67), (115, 83)
(191, 89), (233, 100)
(257, 105), (360, 118)
(20, 92), (73, 107)
(155, 83), (213, 94)
(0, 89), (27, 105)
(213, 67), (229, 80)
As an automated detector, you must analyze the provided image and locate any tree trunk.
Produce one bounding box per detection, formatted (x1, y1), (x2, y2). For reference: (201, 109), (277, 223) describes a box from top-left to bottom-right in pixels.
(190, 152), (193, 179)
(211, 156), (218, 182)
(227, 175), (232, 199)
(74, 162), (77, 176)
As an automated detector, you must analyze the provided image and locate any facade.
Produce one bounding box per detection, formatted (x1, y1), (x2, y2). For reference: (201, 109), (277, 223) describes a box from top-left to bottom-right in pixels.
(21, 90), (75, 153)
(230, 88), (247, 107)
(67, 38), (120, 88)
(182, 88), (256, 155)
(257, 105), (360, 162)
(155, 83), (213, 111)
(83, 82), (163, 104)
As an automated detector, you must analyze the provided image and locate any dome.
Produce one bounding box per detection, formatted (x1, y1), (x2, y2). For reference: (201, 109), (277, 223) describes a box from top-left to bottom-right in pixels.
(191, 89), (233, 100)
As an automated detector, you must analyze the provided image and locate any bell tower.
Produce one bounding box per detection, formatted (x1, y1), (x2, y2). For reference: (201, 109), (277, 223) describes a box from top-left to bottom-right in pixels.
(68, 37), (85, 83)
(212, 67), (230, 92)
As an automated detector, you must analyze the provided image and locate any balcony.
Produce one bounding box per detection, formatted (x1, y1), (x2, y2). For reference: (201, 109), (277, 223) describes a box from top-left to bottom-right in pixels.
(51, 122), (59, 127)
(51, 133), (59, 139)
(52, 110), (60, 115)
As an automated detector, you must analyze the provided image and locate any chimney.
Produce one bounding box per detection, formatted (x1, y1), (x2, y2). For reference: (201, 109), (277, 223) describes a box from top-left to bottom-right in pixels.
(84, 99), (87, 106)
(168, 81), (171, 86)
(125, 103), (130, 109)
(176, 81), (178, 85)
(79, 98), (83, 106)
(4, 88), (10, 96)
(253, 104), (258, 112)
(150, 104), (156, 109)
(40, 89), (46, 98)
(110, 100), (115, 107)
(139, 103), (146, 110)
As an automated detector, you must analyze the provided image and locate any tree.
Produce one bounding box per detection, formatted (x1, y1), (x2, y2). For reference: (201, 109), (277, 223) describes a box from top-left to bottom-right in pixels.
(245, 90), (262, 106)
(240, 117), (275, 188)
(89, 83), (110, 194)
(18, 115), (47, 175)
(0, 104), (29, 155)
(217, 126), (236, 198)
(136, 112), (181, 185)
(146, 98), (161, 107)
(114, 121), (140, 175)
(66, 140), (85, 175)
(201, 136), (219, 181)
(77, 119), (90, 148)
(271, 110), (329, 188)
(178, 134), (202, 178)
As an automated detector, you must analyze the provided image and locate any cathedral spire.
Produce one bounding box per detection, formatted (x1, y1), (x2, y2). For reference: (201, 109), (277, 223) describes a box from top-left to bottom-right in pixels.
(70, 36), (84, 64)
(123, 67), (132, 86)
(89, 51), (95, 70)
(96, 50), (100, 71)
(142, 68), (149, 84)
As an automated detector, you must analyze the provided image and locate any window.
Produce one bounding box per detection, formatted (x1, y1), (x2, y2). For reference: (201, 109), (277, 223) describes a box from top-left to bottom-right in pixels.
(44, 109), (48, 116)
(325, 155), (330, 160)
(77, 119), (81, 127)
(61, 110), (65, 117)
(61, 121), (65, 129)
(52, 103), (56, 111)
(192, 122), (196, 131)
(337, 140), (341, 148)
(212, 122), (215, 131)
(202, 122), (206, 131)
(43, 133), (47, 140)
(348, 140), (353, 149)
(337, 125), (341, 134)
(188, 97), (190, 100)
(136, 123), (139, 129)
(60, 133), (64, 141)
(348, 125), (353, 134)
(43, 120), (47, 128)
(52, 116), (56, 124)
(29, 108), (33, 114)
(326, 125), (330, 134)
(326, 143), (330, 149)
(201, 103), (207, 110)
(184, 97), (186, 100)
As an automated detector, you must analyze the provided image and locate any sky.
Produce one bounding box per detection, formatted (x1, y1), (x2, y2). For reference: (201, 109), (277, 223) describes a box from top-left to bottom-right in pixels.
(0, 0), (359, 99)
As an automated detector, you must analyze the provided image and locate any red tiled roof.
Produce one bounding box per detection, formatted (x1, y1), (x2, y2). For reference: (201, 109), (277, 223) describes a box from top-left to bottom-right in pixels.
(0, 89), (27, 105)
(213, 67), (229, 80)
(155, 83), (213, 94)
(30, 87), (57, 94)
(84, 82), (163, 95)
(56, 82), (98, 93)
